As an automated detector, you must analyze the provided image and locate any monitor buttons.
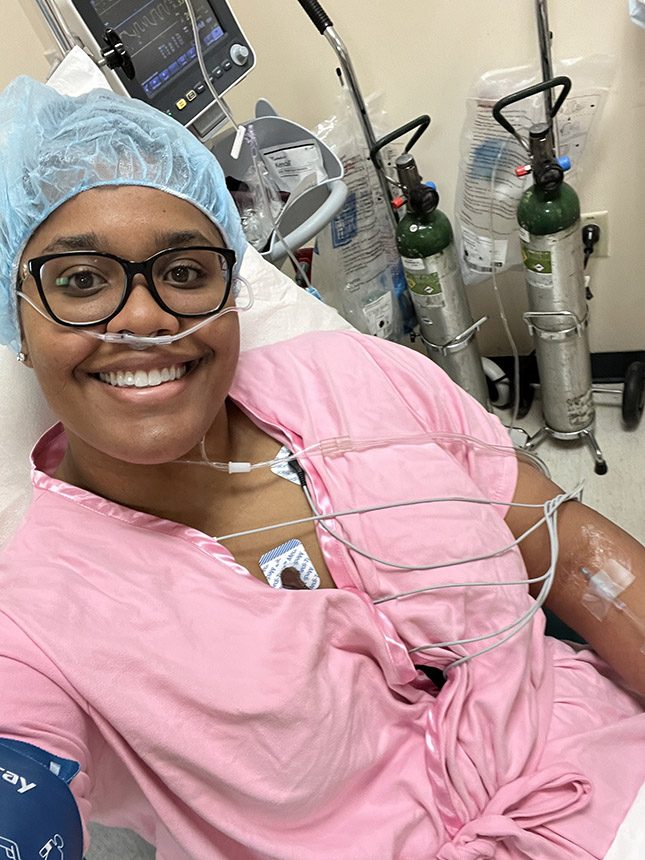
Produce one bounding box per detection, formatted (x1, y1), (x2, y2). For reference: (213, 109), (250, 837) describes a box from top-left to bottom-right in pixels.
(176, 98), (188, 110)
(186, 89), (197, 102)
(222, 60), (232, 72)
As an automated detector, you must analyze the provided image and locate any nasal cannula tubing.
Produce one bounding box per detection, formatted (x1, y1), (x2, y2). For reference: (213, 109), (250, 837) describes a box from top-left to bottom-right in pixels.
(178, 429), (550, 476)
(300, 481), (579, 578)
(16, 275), (255, 350)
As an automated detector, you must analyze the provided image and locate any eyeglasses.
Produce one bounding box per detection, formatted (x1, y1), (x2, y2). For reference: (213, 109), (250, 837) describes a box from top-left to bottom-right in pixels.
(22, 246), (237, 328)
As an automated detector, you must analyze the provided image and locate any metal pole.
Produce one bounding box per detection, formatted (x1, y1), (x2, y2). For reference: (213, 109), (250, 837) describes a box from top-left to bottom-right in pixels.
(296, 1), (396, 226)
(535, 0), (560, 153)
(32, 0), (75, 54)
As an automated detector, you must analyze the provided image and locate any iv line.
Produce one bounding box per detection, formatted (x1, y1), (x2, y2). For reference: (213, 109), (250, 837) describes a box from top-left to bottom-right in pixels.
(488, 135), (523, 431)
(437, 493), (561, 668)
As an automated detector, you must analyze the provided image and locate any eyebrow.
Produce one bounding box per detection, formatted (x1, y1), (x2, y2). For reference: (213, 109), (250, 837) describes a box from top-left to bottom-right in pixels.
(155, 230), (221, 248)
(40, 233), (101, 254)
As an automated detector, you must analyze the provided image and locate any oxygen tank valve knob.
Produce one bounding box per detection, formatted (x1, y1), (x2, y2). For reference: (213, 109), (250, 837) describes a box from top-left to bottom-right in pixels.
(534, 161), (564, 192)
(409, 184), (440, 217)
(557, 156), (572, 172)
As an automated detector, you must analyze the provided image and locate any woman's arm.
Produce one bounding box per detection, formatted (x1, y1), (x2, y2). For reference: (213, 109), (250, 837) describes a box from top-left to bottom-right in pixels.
(505, 459), (645, 695)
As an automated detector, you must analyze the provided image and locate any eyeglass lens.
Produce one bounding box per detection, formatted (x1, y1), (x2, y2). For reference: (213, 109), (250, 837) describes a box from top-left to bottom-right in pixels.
(37, 249), (231, 324)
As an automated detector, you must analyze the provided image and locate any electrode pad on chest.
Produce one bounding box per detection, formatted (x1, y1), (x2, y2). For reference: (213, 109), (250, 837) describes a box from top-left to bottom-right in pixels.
(259, 539), (320, 590)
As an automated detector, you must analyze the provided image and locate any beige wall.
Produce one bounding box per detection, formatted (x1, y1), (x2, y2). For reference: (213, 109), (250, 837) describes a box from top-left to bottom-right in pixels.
(3, 1), (645, 353)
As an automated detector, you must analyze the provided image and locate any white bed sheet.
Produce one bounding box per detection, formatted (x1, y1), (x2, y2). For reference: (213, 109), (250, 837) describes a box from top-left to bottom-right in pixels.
(604, 780), (645, 858)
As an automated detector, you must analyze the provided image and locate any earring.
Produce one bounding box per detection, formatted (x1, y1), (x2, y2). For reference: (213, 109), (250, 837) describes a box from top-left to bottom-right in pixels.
(17, 352), (27, 363)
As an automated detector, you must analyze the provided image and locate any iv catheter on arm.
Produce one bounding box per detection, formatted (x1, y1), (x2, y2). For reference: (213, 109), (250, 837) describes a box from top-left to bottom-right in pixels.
(507, 459), (645, 695)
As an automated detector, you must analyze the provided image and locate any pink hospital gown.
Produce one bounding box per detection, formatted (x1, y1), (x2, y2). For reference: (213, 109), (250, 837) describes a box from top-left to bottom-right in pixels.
(0, 331), (643, 859)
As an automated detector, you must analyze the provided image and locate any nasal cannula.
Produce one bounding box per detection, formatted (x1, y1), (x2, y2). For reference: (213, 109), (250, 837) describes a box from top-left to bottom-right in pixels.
(17, 275), (254, 350)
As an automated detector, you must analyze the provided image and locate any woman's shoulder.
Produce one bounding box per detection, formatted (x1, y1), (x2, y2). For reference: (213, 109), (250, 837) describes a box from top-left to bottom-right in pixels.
(236, 330), (453, 394)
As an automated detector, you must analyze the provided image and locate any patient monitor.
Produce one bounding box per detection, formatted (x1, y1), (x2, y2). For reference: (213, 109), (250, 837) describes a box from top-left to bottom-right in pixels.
(32, 0), (255, 138)
(32, 0), (348, 264)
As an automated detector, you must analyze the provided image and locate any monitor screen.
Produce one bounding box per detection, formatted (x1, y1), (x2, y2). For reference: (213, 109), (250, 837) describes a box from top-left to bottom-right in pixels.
(89, 0), (226, 99)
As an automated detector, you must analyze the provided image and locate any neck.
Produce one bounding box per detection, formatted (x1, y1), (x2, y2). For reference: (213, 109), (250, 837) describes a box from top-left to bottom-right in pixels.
(55, 402), (278, 526)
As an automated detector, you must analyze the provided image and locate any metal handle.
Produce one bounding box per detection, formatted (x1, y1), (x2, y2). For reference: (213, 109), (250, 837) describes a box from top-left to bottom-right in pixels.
(369, 115), (431, 165)
(523, 309), (588, 339)
(296, 0), (333, 34)
(492, 76), (572, 141)
(423, 317), (488, 355)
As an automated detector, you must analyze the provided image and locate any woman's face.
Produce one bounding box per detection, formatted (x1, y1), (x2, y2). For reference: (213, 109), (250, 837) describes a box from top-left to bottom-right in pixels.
(19, 186), (241, 465)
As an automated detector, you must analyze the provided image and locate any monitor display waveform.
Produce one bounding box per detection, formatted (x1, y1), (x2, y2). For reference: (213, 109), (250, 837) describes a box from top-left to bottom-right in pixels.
(90, 0), (226, 97)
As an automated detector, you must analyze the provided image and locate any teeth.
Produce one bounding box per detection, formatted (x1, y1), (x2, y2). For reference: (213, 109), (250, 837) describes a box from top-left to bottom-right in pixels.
(98, 363), (189, 388)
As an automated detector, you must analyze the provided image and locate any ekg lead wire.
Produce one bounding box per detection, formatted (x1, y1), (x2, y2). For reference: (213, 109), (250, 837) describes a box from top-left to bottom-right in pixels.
(441, 493), (562, 668)
(297, 466), (570, 669)
(300, 480), (580, 581)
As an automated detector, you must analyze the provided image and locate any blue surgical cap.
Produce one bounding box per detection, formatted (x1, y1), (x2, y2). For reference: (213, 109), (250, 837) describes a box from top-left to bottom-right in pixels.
(0, 76), (248, 352)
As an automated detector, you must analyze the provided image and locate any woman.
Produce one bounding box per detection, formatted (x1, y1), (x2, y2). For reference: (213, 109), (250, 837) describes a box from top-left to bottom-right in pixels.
(0, 76), (643, 859)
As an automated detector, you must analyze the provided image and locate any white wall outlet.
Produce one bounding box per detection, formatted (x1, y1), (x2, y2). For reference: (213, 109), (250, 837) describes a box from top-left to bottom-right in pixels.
(580, 210), (609, 257)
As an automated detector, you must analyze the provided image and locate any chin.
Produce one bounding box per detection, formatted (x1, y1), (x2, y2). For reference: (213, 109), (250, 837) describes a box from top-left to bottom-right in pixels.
(94, 425), (209, 467)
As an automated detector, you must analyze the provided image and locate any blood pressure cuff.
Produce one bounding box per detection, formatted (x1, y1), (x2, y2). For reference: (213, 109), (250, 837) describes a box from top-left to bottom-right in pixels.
(0, 739), (83, 859)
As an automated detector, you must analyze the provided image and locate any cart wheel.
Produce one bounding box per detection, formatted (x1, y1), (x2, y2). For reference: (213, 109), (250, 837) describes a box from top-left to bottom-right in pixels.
(622, 361), (645, 428)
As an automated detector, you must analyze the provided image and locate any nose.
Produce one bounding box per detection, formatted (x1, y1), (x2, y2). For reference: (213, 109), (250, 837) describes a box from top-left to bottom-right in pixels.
(106, 273), (180, 337)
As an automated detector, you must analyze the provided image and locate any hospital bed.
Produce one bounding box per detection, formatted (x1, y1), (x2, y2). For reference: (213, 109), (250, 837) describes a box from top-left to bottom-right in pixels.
(1, 0), (641, 852)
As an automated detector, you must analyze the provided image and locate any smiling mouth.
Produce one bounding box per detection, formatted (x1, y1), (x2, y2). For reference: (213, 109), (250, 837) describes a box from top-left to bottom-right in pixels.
(93, 360), (199, 389)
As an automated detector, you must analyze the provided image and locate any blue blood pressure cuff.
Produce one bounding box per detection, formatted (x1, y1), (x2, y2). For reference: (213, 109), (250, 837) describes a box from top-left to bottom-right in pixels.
(0, 739), (83, 859)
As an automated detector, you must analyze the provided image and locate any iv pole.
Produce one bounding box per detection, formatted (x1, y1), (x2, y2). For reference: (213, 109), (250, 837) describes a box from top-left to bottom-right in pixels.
(295, 0), (398, 229)
(32, 0), (75, 53)
(535, 0), (560, 153)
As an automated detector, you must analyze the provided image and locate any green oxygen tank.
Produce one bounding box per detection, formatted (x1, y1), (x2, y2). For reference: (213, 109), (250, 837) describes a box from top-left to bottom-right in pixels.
(395, 153), (489, 408)
(493, 76), (605, 473)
